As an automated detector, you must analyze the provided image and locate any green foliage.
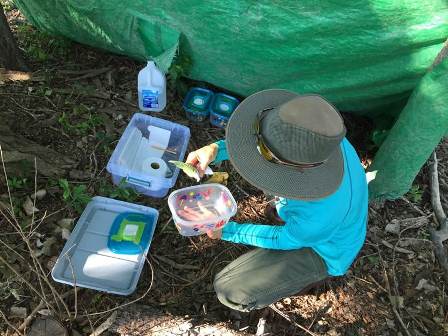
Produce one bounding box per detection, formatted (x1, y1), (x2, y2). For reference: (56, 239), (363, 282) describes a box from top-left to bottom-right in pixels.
(15, 24), (71, 62)
(7, 177), (28, 190)
(407, 184), (423, 203)
(371, 129), (389, 149)
(95, 131), (114, 156)
(98, 179), (139, 203)
(58, 104), (103, 135)
(367, 255), (379, 265)
(167, 55), (192, 94)
(1, 0), (16, 11)
(59, 179), (92, 213)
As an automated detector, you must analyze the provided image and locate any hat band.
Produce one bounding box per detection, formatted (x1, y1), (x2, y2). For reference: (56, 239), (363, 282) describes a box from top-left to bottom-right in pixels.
(254, 107), (327, 170)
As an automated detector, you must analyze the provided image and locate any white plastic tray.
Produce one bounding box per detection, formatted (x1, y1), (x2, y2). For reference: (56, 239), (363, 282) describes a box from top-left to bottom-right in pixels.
(51, 196), (158, 295)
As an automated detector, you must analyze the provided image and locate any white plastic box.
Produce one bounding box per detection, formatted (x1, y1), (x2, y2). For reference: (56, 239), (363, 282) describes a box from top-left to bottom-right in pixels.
(51, 196), (159, 295)
(107, 113), (190, 198)
(168, 184), (237, 236)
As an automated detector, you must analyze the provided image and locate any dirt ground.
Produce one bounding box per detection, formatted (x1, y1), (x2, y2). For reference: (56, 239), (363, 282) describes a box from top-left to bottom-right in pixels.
(0, 4), (447, 336)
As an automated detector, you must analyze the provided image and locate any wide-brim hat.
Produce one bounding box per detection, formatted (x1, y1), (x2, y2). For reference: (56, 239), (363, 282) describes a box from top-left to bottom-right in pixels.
(226, 89), (346, 200)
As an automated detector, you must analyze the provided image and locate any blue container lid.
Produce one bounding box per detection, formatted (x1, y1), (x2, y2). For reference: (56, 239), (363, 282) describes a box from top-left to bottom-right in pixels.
(108, 212), (154, 254)
(183, 88), (214, 114)
(209, 93), (239, 117)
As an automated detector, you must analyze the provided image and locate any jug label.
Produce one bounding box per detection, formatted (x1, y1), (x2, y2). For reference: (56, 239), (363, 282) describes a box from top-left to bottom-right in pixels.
(142, 89), (159, 108)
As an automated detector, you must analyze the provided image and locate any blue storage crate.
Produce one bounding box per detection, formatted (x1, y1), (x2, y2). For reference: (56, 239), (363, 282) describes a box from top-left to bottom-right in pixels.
(209, 93), (239, 128)
(183, 87), (214, 123)
(106, 113), (190, 198)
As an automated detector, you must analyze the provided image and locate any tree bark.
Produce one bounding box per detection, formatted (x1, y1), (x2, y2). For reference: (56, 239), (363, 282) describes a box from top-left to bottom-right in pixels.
(0, 124), (75, 178)
(0, 3), (29, 71)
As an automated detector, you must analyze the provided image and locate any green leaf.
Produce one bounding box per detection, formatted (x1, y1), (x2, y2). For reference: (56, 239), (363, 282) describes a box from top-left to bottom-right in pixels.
(58, 179), (71, 200)
(367, 255), (379, 265)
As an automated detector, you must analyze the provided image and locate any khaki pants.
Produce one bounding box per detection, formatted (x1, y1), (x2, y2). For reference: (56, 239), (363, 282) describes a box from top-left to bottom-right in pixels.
(214, 247), (328, 312)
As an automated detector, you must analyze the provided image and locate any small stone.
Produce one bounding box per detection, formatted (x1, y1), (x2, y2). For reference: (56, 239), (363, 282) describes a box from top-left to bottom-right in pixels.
(61, 228), (71, 240)
(385, 220), (400, 235)
(415, 279), (438, 292)
(31, 189), (47, 200)
(57, 218), (74, 229)
(386, 318), (395, 328)
(390, 296), (404, 309)
(23, 197), (39, 216)
(37, 309), (52, 316)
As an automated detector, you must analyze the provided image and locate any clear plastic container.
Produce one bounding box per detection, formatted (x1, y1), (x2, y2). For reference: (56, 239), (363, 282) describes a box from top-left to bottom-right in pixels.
(183, 87), (214, 123)
(168, 184), (237, 236)
(51, 196), (159, 295)
(209, 93), (239, 128)
(138, 61), (166, 112)
(106, 113), (190, 198)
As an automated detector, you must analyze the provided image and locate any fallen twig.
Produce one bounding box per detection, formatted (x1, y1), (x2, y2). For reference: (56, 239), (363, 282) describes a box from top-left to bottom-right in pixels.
(65, 67), (111, 82)
(380, 239), (414, 255)
(18, 289), (79, 332)
(0, 68), (43, 82)
(0, 308), (24, 335)
(429, 152), (448, 283)
(153, 254), (200, 271)
(269, 304), (318, 336)
(382, 268), (412, 336)
(88, 311), (117, 336)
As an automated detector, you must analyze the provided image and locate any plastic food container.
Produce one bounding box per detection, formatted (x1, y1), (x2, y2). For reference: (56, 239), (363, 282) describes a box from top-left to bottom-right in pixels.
(51, 196), (159, 295)
(106, 113), (190, 198)
(168, 184), (237, 236)
(183, 88), (214, 123)
(209, 93), (239, 128)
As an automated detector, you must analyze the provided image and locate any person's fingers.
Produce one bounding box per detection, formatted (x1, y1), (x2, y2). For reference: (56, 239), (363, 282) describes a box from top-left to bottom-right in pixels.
(198, 159), (209, 175)
(178, 210), (197, 221)
(186, 151), (199, 165)
(206, 230), (214, 239)
(183, 207), (200, 216)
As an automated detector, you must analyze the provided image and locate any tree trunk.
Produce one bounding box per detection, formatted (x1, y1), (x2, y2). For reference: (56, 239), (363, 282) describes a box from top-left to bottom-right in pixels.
(0, 124), (75, 178)
(0, 3), (29, 71)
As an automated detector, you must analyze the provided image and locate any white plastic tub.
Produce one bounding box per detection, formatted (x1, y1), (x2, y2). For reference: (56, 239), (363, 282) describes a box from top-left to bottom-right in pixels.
(168, 184), (237, 236)
(106, 113), (190, 198)
(51, 196), (159, 295)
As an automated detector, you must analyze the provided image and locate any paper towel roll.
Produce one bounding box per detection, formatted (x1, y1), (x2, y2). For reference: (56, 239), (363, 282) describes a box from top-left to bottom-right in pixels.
(142, 157), (169, 177)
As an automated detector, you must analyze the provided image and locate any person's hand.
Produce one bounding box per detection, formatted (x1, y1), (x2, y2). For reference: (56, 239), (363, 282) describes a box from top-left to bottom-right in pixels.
(177, 202), (215, 221)
(207, 229), (222, 240)
(186, 143), (218, 177)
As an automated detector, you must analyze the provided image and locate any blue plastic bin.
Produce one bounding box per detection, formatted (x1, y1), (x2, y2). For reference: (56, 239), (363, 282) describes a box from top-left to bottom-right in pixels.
(183, 88), (214, 123)
(209, 93), (239, 128)
(209, 93), (240, 128)
(106, 113), (190, 198)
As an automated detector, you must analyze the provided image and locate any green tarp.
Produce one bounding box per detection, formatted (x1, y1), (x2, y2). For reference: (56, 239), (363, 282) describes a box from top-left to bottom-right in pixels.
(13, 0), (448, 199)
(369, 54), (448, 200)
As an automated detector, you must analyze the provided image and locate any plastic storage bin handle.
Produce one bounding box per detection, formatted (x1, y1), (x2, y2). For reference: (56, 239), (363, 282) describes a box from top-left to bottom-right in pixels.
(126, 176), (151, 188)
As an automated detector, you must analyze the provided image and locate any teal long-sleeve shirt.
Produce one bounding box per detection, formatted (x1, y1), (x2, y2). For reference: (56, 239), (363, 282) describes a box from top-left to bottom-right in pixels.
(213, 139), (368, 276)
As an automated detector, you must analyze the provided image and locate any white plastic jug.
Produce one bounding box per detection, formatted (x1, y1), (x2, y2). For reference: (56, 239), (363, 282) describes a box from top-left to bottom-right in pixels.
(138, 61), (166, 112)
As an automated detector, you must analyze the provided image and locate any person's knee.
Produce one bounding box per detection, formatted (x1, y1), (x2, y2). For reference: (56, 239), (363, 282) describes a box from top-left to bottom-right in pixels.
(213, 275), (255, 312)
